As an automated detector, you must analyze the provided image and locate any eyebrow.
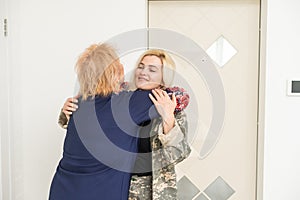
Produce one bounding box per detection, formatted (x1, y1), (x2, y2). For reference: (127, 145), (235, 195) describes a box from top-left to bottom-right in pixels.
(139, 62), (160, 69)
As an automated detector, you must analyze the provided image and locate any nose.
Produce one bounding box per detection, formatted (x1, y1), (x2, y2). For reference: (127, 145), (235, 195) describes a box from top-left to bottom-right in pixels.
(139, 67), (148, 75)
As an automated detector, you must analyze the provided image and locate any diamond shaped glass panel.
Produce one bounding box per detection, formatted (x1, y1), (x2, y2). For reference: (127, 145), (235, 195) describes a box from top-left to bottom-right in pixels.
(194, 193), (210, 200)
(177, 176), (200, 200)
(204, 176), (235, 200)
(206, 36), (237, 67)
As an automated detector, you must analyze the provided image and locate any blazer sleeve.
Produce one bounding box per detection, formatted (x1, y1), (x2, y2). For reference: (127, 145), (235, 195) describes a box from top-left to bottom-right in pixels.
(128, 90), (158, 125)
(152, 111), (191, 170)
(57, 90), (157, 130)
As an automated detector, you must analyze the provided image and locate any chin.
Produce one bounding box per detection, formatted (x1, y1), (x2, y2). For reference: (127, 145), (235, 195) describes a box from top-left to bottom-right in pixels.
(136, 82), (159, 90)
(137, 84), (151, 90)
(138, 86), (151, 90)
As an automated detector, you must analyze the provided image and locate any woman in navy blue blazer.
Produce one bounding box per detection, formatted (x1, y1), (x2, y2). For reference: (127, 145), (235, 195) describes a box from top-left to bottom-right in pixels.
(49, 43), (176, 200)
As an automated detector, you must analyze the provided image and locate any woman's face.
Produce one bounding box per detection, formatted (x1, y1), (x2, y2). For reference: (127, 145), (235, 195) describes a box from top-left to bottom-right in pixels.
(134, 55), (163, 90)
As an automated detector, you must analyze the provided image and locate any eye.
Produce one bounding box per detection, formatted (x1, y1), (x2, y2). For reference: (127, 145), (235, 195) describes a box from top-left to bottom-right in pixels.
(137, 64), (144, 69)
(149, 66), (158, 72)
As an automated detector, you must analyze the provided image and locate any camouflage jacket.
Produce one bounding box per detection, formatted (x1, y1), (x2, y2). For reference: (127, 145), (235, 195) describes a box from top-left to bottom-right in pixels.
(58, 110), (191, 200)
(150, 111), (191, 200)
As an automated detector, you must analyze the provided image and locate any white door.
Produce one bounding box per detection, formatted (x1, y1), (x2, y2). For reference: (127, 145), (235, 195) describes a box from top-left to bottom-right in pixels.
(149, 1), (260, 200)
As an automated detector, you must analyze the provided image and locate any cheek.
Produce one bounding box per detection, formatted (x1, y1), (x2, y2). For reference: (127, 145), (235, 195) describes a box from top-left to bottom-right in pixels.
(151, 72), (163, 83)
(134, 69), (139, 79)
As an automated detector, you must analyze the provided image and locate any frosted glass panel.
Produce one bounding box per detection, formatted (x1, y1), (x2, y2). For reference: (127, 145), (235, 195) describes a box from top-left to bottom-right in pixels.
(206, 36), (237, 67)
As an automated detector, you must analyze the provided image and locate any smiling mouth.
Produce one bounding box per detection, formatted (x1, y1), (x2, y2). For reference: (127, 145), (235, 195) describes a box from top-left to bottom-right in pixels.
(137, 77), (148, 81)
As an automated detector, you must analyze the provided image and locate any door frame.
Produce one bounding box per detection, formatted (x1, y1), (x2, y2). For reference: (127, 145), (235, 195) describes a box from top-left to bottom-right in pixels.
(257, 0), (267, 200)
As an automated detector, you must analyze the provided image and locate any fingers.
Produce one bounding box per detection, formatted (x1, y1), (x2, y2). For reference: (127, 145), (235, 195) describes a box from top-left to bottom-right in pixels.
(66, 98), (78, 110)
(62, 96), (79, 116)
(151, 89), (168, 100)
(70, 97), (79, 104)
(149, 89), (169, 106)
(150, 89), (177, 109)
(151, 89), (160, 99)
(171, 93), (176, 104)
(149, 93), (157, 105)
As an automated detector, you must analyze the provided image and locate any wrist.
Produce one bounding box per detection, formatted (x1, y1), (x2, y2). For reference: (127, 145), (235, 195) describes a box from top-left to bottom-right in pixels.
(163, 116), (175, 134)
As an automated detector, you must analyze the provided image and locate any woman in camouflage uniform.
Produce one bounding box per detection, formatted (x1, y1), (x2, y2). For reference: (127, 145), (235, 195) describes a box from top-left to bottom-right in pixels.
(59, 49), (191, 200)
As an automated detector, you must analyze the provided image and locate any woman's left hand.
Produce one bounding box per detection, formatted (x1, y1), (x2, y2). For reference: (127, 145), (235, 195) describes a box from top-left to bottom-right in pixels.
(149, 89), (176, 134)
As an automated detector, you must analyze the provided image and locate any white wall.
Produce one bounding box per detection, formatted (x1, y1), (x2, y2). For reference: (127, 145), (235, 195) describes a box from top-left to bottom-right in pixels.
(2, 0), (147, 199)
(1, 0), (12, 199)
(263, 0), (300, 199)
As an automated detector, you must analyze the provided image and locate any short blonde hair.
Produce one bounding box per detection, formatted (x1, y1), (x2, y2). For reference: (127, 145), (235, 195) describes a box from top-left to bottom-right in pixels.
(133, 49), (176, 88)
(75, 43), (122, 100)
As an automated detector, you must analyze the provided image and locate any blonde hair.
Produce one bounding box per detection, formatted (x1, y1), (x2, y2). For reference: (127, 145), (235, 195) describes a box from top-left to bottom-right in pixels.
(75, 43), (122, 100)
(133, 49), (176, 88)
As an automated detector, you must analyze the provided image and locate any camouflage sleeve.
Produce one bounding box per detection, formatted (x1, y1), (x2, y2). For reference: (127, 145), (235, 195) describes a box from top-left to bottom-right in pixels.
(158, 119), (184, 147)
(58, 109), (69, 129)
(153, 111), (191, 170)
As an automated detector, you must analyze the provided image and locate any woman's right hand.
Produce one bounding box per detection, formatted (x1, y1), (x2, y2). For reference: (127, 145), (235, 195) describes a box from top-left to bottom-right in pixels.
(149, 89), (176, 134)
(62, 96), (79, 119)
